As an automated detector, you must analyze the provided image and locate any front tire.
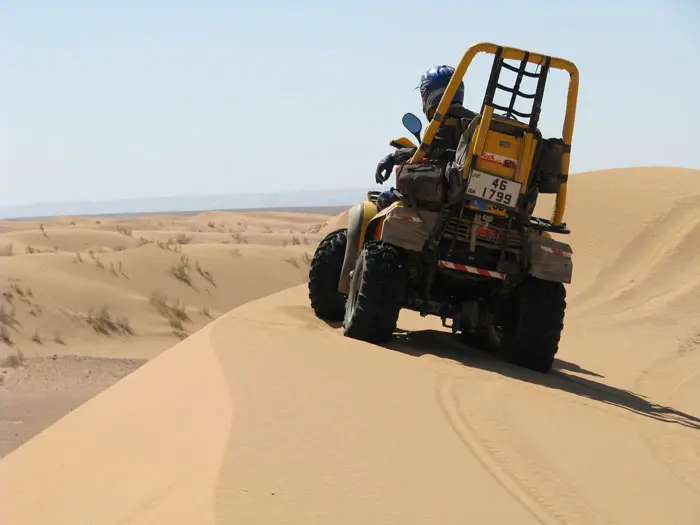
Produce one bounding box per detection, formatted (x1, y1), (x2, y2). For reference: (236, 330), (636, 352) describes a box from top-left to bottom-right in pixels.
(499, 276), (566, 373)
(308, 228), (348, 321)
(343, 241), (407, 343)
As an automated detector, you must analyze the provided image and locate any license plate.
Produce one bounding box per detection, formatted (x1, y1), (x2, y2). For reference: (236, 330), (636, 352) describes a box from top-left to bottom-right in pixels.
(466, 169), (521, 209)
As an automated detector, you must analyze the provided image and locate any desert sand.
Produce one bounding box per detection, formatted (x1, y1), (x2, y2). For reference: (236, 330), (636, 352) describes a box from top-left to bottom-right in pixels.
(1, 166), (700, 524)
(0, 209), (328, 458)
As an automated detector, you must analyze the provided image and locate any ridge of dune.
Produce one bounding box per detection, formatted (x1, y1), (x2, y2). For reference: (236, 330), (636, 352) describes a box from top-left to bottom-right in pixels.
(2, 166), (700, 524)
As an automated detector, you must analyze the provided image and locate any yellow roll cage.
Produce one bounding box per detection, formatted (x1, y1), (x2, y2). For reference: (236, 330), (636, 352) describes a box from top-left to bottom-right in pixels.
(408, 42), (579, 227)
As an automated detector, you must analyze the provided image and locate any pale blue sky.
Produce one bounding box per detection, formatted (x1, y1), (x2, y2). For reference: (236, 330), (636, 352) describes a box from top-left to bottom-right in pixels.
(2, 0), (699, 208)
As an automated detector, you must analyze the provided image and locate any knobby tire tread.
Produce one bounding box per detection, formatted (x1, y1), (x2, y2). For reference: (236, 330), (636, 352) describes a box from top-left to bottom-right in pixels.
(344, 241), (406, 343)
(504, 276), (566, 373)
(308, 228), (348, 321)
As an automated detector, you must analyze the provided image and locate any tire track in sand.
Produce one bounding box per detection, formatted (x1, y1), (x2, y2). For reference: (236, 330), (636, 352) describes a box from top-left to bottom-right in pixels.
(634, 337), (700, 499)
(435, 373), (613, 525)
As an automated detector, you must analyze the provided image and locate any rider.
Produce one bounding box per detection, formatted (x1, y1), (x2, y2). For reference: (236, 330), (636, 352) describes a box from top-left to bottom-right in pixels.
(375, 65), (477, 209)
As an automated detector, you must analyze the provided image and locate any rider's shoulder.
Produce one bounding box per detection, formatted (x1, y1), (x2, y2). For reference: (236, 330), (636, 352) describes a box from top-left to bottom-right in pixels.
(445, 103), (477, 120)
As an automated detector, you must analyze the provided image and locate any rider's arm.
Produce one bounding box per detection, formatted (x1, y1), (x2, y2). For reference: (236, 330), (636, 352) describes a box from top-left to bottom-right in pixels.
(375, 147), (417, 184)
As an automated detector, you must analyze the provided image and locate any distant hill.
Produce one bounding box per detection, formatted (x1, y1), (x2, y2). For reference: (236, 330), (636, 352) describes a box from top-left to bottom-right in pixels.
(0, 188), (370, 220)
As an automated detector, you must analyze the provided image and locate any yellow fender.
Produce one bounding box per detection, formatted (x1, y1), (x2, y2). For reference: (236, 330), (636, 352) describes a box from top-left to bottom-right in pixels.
(337, 200), (407, 294)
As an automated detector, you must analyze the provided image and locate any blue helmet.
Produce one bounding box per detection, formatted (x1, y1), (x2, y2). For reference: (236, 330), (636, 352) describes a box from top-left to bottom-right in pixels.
(419, 65), (465, 117)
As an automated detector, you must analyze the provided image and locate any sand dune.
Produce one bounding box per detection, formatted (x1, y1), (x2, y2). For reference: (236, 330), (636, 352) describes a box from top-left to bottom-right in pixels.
(2, 167), (700, 524)
(0, 210), (330, 457)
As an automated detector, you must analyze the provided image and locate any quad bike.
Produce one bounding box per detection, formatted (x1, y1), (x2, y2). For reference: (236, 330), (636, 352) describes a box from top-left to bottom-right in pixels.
(308, 42), (578, 373)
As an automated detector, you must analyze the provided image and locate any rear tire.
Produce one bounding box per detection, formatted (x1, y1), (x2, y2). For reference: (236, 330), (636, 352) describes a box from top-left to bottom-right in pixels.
(343, 241), (407, 343)
(308, 228), (348, 321)
(499, 276), (566, 373)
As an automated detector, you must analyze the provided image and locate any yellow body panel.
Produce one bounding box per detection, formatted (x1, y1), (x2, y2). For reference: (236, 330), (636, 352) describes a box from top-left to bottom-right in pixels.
(390, 136), (417, 149)
(409, 42), (579, 227)
(474, 130), (523, 179)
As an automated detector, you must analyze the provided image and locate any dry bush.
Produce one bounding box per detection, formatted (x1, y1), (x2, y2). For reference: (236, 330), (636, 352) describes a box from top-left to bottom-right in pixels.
(195, 260), (216, 287)
(10, 282), (25, 298)
(169, 317), (184, 330)
(0, 243), (14, 256)
(172, 255), (192, 285)
(285, 252), (313, 269)
(86, 306), (134, 336)
(172, 329), (188, 340)
(291, 236), (301, 245)
(25, 245), (55, 254)
(305, 223), (323, 234)
(149, 291), (191, 324)
(157, 240), (182, 252)
(149, 291), (193, 339)
(116, 225), (133, 237)
(174, 233), (193, 245)
(231, 231), (247, 244)
(54, 330), (65, 345)
(0, 326), (13, 346)
(0, 303), (17, 328)
(137, 237), (153, 246)
(116, 316), (134, 335)
(31, 330), (42, 344)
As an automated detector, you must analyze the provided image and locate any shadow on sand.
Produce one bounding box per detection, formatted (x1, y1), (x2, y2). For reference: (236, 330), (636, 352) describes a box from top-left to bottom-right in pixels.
(379, 327), (700, 432)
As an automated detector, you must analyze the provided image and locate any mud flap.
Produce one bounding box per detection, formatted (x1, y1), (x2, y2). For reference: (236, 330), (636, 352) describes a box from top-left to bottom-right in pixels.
(338, 201), (377, 294)
(380, 205), (439, 252)
(526, 234), (573, 284)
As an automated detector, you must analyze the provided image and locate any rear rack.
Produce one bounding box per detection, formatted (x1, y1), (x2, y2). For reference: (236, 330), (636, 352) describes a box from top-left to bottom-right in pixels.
(483, 49), (550, 134)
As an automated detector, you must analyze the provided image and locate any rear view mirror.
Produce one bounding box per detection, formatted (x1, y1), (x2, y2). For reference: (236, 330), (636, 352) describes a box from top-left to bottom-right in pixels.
(402, 112), (423, 143)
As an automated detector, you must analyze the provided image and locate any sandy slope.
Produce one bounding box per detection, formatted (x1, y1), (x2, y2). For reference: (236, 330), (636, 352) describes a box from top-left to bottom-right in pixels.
(0, 209), (330, 457)
(2, 167), (700, 524)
